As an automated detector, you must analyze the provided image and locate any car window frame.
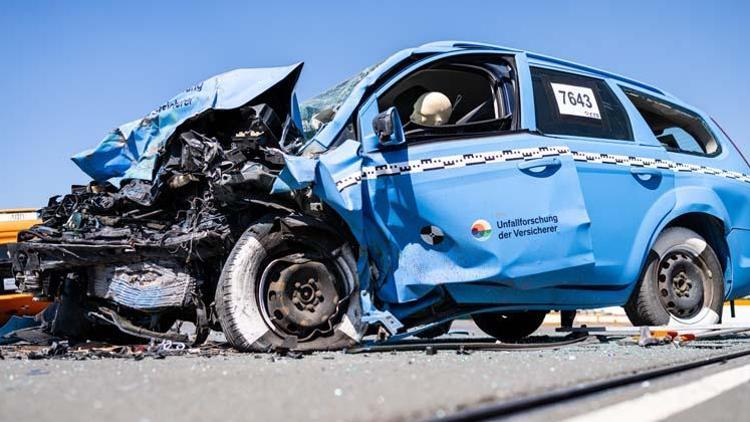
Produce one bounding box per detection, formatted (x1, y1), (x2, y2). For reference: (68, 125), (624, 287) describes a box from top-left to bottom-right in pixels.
(358, 51), (523, 148)
(529, 65), (635, 143)
(618, 86), (722, 158)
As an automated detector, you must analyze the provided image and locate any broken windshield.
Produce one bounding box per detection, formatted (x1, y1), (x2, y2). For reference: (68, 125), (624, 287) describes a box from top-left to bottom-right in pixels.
(300, 63), (379, 139)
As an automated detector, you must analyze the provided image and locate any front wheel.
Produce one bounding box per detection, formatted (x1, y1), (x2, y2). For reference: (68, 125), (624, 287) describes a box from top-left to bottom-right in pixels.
(472, 311), (547, 342)
(625, 227), (724, 327)
(215, 218), (362, 352)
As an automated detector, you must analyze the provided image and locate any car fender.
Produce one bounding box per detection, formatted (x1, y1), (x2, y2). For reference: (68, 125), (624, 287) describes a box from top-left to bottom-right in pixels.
(643, 185), (733, 296)
(616, 188), (677, 298)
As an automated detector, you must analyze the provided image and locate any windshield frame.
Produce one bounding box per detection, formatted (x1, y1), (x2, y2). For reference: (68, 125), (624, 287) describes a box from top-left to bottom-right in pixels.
(299, 63), (380, 140)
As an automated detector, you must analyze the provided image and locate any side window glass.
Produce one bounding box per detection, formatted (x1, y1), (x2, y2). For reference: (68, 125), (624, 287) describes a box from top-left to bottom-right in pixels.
(621, 88), (720, 155)
(658, 127), (703, 154)
(531, 67), (633, 141)
(377, 58), (514, 142)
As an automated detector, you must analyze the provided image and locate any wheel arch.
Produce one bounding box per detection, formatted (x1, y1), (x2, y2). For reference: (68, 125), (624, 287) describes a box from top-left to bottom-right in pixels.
(654, 210), (732, 298)
(664, 213), (729, 269)
(215, 211), (364, 351)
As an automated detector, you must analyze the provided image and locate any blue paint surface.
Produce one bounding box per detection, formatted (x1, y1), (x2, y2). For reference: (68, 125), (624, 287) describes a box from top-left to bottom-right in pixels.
(72, 64), (302, 185)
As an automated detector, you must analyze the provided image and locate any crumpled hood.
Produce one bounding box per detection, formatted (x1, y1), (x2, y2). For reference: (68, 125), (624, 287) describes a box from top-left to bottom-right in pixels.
(72, 63), (303, 185)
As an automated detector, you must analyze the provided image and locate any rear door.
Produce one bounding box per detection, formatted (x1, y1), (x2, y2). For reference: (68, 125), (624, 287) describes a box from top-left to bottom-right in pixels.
(354, 53), (595, 304)
(528, 66), (676, 289)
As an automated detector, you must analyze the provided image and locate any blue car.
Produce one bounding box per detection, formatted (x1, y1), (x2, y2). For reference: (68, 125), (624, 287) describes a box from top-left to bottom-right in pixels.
(11, 41), (750, 351)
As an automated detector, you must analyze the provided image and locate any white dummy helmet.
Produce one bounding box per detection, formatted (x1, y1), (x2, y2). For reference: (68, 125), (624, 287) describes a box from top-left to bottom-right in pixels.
(410, 92), (453, 126)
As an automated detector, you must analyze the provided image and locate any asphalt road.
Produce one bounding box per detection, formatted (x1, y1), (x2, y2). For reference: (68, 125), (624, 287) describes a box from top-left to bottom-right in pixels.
(3, 321), (750, 422)
(509, 352), (750, 422)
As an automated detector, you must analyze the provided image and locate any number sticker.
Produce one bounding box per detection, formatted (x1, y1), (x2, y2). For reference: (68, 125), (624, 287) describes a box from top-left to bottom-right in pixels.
(3, 278), (16, 291)
(0, 212), (38, 223)
(550, 83), (601, 119)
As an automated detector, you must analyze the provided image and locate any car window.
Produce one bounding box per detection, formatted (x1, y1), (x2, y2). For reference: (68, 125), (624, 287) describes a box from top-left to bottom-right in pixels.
(621, 88), (720, 155)
(377, 58), (513, 142)
(531, 67), (633, 141)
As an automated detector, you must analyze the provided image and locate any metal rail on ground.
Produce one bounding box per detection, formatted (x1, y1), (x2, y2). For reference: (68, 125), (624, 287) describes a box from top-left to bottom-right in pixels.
(431, 345), (750, 422)
(346, 333), (590, 354)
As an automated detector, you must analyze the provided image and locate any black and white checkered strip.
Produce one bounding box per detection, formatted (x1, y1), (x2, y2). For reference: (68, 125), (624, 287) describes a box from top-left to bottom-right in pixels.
(569, 151), (750, 183)
(334, 146), (570, 191)
(333, 146), (750, 191)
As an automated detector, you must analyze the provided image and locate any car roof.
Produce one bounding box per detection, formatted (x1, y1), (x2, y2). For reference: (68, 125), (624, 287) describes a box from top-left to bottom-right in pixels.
(305, 40), (680, 152)
(416, 41), (671, 98)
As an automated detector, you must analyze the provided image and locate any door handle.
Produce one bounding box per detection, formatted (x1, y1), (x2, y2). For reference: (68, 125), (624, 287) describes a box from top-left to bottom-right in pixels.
(630, 167), (660, 178)
(517, 157), (561, 171)
(630, 167), (662, 187)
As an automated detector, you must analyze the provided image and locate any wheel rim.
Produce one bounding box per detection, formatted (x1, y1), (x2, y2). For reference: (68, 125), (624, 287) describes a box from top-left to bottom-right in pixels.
(258, 253), (345, 340)
(656, 249), (709, 319)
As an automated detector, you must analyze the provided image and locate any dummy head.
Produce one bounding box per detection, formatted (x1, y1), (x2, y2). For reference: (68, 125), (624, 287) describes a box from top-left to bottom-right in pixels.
(410, 92), (453, 126)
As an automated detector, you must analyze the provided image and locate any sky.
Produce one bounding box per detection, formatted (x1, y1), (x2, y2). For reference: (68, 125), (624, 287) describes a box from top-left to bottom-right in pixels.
(0, 0), (748, 208)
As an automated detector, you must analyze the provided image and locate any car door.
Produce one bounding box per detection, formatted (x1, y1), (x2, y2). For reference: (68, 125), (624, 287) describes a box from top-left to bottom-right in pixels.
(527, 66), (676, 290)
(355, 53), (595, 305)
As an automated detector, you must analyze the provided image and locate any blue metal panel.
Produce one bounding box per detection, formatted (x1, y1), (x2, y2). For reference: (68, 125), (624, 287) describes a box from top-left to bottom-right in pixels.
(444, 283), (629, 309)
(729, 229), (750, 297)
(73, 63), (303, 185)
(563, 137), (677, 288)
(525, 53), (666, 97)
(359, 134), (594, 304)
(515, 53), (537, 131)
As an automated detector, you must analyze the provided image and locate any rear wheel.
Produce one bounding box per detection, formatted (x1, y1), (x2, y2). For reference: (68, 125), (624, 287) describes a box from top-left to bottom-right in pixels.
(625, 227), (724, 326)
(472, 310), (547, 342)
(215, 219), (361, 352)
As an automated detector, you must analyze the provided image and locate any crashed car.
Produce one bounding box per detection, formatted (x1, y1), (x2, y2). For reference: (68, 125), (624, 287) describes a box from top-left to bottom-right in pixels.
(10, 41), (750, 351)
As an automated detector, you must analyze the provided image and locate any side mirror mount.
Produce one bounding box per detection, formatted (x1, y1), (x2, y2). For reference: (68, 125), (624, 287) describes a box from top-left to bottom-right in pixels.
(372, 107), (405, 147)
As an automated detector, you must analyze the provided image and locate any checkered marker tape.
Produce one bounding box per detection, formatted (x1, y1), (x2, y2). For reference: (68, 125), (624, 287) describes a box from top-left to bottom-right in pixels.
(570, 151), (750, 183)
(335, 146), (569, 191)
(334, 146), (750, 191)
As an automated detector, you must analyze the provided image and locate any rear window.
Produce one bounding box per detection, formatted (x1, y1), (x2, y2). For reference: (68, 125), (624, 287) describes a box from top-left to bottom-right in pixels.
(621, 88), (720, 156)
(531, 67), (633, 141)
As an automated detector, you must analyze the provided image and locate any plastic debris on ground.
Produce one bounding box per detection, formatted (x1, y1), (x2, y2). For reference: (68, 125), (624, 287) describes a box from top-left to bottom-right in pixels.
(0, 315), (41, 345)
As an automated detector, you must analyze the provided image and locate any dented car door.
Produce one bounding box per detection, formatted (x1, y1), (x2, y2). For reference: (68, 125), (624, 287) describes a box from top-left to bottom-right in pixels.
(354, 53), (595, 305)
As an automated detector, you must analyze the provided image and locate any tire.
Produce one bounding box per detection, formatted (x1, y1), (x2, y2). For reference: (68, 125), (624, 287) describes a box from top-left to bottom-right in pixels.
(472, 311), (547, 342)
(215, 218), (362, 352)
(625, 227), (724, 327)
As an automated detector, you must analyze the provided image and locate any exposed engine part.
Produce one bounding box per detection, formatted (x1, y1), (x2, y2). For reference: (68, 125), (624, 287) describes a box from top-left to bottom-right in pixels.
(89, 305), (209, 346)
(88, 261), (197, 311)
(8, 102), (329, 346)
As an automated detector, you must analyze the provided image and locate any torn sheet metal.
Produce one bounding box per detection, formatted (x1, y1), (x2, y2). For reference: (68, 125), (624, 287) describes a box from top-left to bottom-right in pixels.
(73, 63), (302, 185)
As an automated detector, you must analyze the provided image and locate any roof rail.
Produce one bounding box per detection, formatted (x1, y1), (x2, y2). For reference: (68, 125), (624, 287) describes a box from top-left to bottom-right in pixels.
(526, 52), (665, 96)
(416, 41), (666, 97)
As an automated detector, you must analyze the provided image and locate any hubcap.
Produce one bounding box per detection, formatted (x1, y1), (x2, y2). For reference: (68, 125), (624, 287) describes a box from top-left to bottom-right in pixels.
(657, 250), (707, 319)
(262, 257), (343, 339)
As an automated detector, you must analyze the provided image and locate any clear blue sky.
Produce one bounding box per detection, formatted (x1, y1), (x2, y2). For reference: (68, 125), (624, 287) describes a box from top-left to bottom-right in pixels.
(1, 0), (748, 208)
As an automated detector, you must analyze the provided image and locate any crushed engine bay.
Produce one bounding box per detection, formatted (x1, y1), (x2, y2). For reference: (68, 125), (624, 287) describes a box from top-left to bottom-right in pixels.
(10, 101), (315, 344)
